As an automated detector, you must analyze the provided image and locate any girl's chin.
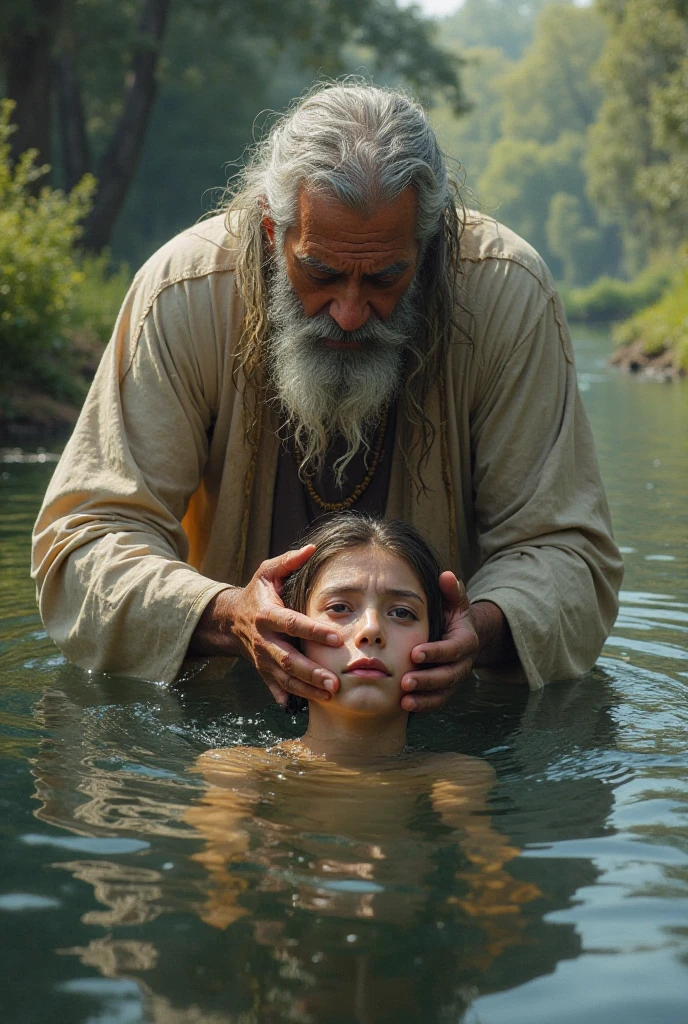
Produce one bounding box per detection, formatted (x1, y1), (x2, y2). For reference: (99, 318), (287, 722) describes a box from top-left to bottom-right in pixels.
(331, 684), (405, 716)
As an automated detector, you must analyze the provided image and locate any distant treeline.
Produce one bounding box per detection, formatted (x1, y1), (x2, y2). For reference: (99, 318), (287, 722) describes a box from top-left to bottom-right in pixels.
(1, 0), (687, 422)
(434, 0), (688, 290)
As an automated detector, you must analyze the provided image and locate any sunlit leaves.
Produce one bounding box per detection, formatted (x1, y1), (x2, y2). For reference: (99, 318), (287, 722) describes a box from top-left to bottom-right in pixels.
(0, 100), (95, 380)
(586, 0), (688, 271)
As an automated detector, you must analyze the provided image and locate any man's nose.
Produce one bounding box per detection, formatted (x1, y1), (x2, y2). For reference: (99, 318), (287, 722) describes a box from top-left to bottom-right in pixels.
(328, 283), (371, 332)
(355, 609), (385, 647)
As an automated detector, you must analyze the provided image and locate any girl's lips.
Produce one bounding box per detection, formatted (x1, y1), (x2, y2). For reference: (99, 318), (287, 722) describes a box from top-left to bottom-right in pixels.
(345, 658), (390, 677)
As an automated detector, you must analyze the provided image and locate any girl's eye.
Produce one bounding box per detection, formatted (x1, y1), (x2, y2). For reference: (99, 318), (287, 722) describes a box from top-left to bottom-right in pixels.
(327, 603), (351, 614)
(390, 607), (417, 621)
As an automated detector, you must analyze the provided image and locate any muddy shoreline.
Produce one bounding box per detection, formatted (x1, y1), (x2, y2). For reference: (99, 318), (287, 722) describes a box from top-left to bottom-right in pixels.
(608, 339), (685, 381)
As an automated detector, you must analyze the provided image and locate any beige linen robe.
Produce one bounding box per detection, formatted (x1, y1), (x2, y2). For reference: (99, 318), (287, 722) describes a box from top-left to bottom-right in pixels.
(31, 213), (623, 689)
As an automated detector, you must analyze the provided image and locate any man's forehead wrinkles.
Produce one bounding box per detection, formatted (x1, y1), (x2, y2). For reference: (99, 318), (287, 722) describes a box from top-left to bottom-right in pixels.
(303, 240), (412, 265)
(306, 229), (409, 248)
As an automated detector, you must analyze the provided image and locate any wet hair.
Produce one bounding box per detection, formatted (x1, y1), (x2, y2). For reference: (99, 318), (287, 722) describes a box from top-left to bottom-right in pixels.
(281, 513), (444, 713)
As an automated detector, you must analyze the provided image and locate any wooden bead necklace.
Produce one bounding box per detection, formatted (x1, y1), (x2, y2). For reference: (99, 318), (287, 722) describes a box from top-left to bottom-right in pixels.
(304, 407), (389, 512)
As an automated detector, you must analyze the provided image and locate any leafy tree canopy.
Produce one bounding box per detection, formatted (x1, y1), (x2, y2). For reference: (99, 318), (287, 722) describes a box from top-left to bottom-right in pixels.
(440, 0), (564, 61)
(586, 0), (688, 271)
(499, 4), (607, 144)
(1, 0), (466, 261)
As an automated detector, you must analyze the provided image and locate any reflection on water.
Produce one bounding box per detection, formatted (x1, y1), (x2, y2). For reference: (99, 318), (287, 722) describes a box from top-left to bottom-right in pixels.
(28, 677), (545, 1021)
(1, 331), (688, 1022)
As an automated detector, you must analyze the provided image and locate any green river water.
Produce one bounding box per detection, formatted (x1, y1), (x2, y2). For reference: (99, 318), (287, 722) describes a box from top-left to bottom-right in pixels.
(1, 328), (687, 1023)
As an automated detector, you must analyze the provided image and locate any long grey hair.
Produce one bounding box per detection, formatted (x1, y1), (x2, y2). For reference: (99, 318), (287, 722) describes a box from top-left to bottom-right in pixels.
(221, 81), (470, 485)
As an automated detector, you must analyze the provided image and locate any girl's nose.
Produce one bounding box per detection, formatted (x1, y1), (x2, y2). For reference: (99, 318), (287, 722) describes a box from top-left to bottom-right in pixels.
(355, 609), (385, 647)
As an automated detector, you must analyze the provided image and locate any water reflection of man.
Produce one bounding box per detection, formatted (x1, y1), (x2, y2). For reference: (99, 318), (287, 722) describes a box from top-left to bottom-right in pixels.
(32, 83), (621, 708)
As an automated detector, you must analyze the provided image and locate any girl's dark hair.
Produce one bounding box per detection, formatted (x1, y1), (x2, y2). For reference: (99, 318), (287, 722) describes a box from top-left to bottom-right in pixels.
(281, 514), (444, 712)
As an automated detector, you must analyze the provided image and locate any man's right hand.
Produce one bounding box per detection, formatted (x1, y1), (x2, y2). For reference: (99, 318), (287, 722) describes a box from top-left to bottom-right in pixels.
(188, 546), (342, 708)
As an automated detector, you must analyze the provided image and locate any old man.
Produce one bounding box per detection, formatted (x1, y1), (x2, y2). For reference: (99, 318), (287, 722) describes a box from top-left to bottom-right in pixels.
(32, 84), (622, 711)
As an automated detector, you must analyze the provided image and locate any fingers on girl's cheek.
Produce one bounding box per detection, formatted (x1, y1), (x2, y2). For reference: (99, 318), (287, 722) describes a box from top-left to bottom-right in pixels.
(313, 668), (338, 693)
(401, 694), (418, 711)
(286, 678), (331, 702)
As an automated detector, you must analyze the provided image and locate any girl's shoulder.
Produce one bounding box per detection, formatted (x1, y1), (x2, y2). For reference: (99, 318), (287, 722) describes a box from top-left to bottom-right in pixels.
(193, 743), (295, 792)
(421, 751), (495, 787)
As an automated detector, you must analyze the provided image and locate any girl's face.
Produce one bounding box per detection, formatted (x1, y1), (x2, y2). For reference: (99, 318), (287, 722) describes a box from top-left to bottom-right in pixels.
(303, 545), (430, 715)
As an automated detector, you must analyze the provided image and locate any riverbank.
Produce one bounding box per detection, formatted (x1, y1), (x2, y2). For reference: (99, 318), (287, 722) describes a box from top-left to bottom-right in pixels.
(608, 338), (686, 381)
(609, 264), (688, 382)
(0, 389), (80, 441)
(0, 327), (103, 440)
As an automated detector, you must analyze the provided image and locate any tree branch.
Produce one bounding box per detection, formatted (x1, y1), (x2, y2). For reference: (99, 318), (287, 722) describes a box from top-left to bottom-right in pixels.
(54, 12), (91, 191)
(81, 0), (172, 252)
(1, 0), (65, 185)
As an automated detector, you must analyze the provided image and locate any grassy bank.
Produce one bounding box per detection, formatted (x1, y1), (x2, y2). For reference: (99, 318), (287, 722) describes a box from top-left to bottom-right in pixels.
(611, 264), (688, 376)
(558, 256), (687, 378)
(558, 262), (675, 323)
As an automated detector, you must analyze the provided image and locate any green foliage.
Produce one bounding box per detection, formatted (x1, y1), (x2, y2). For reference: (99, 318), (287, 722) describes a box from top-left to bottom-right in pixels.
(613, 261), (688, 369)
(71, 254), (131, 344)
(0, 99), (95, 395)
(479, 131), (612, 278)
(498, 4), (606, 144)
(431, 46), (509, 190)
(586, 0), (688, 273)
(459, 3), (618, 284)
(546, 192), (614, 286)
(441, 0), (559, 61)
(49, 0), (466, 264)
(559, 261), (675, 323)
(637, 54), (688, 226)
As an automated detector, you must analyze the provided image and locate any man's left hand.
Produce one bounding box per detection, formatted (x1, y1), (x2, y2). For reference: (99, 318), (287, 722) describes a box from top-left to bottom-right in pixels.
(401, 572), (478, 713)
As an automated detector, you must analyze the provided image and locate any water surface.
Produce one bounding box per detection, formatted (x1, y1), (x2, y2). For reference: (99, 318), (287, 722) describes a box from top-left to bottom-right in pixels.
(1, 329), (687, 1023)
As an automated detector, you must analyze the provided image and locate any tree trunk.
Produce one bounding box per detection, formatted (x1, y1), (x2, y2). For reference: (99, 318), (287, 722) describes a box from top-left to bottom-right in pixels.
(1, 0), (65, 184)
(54, 13), (91, 191)
(81, 0), (172, 252)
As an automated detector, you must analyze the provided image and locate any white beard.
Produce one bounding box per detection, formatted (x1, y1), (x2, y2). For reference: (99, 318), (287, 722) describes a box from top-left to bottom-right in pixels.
(266, 246), (420, 485)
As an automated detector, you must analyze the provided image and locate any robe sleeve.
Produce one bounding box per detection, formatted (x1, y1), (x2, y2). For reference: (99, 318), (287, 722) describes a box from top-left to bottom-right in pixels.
(464, 287), (623, 689)
(31, 274), (232, 683)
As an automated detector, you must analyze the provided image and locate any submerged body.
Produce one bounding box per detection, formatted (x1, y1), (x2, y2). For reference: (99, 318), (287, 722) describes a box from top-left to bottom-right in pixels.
(189, 739), (541, 1020)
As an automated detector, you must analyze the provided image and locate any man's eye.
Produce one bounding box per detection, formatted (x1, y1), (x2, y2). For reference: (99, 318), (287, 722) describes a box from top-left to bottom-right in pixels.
(308, 271), (338, 283)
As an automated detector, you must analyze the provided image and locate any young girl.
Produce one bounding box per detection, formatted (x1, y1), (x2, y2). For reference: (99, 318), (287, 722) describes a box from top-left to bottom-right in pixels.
(188, 516), (539, 976)
(278, 513), (445, 763)
(188, 516), (538, 978)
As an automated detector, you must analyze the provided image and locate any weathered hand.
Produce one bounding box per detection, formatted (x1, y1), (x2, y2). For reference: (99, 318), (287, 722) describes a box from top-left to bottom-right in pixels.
(400, 572), (479, 714)
(190, 546), (342, 708)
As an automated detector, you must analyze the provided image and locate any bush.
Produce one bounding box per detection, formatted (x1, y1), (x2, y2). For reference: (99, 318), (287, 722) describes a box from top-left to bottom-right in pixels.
(559, 261), (675, 322)
(0, 99), (95, 396)
(613, 261), (688, 370)
(72, 253), (131, 344)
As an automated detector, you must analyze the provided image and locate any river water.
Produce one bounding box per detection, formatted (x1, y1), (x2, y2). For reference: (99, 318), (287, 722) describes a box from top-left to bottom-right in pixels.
(1, 329), (687, 1024)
